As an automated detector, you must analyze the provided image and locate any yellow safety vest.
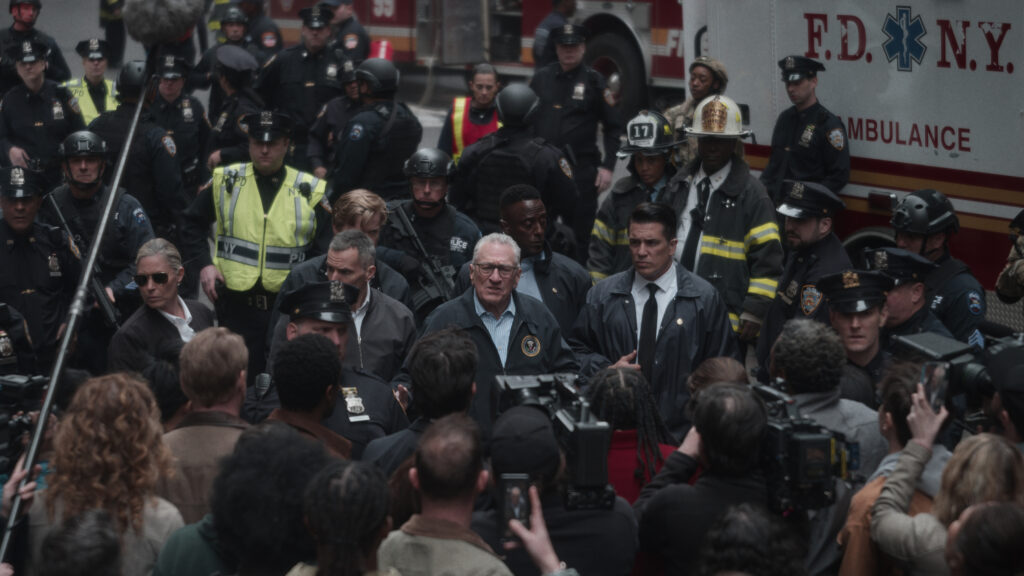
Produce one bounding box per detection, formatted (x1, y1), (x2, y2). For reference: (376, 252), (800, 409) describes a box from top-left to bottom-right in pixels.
(211, 163), (326, 293)
(61, 78), (118, 126)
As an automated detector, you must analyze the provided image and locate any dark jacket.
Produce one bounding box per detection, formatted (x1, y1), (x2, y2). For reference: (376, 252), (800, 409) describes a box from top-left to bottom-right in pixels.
(108, 299), (215, 373)
(759, 101), (850, 204)
(926, 253), (986, 343)
(362, 416), (431, 476)
(570, 265), (738, 439)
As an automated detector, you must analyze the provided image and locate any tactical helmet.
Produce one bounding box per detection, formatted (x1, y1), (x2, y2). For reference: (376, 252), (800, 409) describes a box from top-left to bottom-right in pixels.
(891, 189), (960, 235)
(495, 84), (539, 128)
(403, 148), (454, 179)
(58, 130), (107, 159)
(355, 58), (399, 95)
(115, 60), (148, 101)
(617, 110), (675, 159)
(685, 95), (750, 138)
(220, 5), (248, 25)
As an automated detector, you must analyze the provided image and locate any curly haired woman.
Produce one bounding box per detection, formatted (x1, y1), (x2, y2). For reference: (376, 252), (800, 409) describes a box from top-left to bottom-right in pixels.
(26, 373), (183, 576)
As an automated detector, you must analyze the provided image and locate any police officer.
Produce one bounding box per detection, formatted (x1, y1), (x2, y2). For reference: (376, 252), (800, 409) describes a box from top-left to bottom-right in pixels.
(62, 38), (117, 126)
(255, 4), (350, 172)
(452, 83), (576, 238)
(307, 58), (358, 180)
(330, 57), (423, 201)
(191, 5), (264, 120)
(0, 166), (79, 372)
(378, 148), (480, 322)
(98, 0), (123, 67)
(755, 180), (852, 381)
(206, 45), (263, 170)
(436, 62), (500, 161)
(237, 0), (282, 56)
(151, 55), (211, 200)
(89, 60), (189, 242)
(38, 130), (155, 373)
(891, 188), (986, 345)
(181, 111), (328, 382)
(0, 40), (84, 192)
(532, 0), (575, 69)
(530, 24), (622, 262)
(759, 55), (850, 206)
(865, 247), (955, 352)
(0, 0), (70, 95)
(321, 0), (370, 64)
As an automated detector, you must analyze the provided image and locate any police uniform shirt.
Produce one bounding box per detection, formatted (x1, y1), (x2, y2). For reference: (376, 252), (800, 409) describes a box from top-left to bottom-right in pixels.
(307, 95), (357, 170)
(191, 41), (265, 119)
(150, 93), (212, 188)
(760, 101), (850, 203)
(927, 254), (987, 344)
(331, 15), (370, 64)
(631, 262), (678, 346)
(0, 80), (85, 180)
(330, 101), (423, 199)
(475, 290), (516, 366)
(256, 44), (348, 141)
(207, 90), (262, 166)
(321, 366), (410, 459)
(0, 27), (71, 94)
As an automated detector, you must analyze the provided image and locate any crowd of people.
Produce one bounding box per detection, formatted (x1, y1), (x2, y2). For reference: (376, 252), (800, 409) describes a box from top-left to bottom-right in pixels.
(0, 0), (1023, 575)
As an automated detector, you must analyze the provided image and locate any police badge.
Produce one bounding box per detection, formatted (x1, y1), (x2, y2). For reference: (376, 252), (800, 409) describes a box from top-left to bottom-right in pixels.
(342, 387), (370, 422)
(52, 101), (64, 120)
(572, 83), (585, 101)
(799, 124), (815, 147)
(326, 63), (338, 79)
(0, 330), (12, 362)
(48, 252), (61, 277)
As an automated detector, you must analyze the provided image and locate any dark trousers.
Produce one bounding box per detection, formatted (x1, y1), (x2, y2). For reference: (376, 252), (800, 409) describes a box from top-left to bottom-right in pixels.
(216, 290), (275, 386)
(102, 19), (125, 67)
(572, 164), (598, 264)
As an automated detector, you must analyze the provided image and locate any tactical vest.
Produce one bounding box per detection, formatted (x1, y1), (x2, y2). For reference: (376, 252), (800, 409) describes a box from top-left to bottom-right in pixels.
(474, 137), (545, 223)
(361, 103), (422, 189)
(48, 184), (131, 282)
(61, 78), (117, 125)
(212, 163), (326, 293)
(91, 115), (166, 227)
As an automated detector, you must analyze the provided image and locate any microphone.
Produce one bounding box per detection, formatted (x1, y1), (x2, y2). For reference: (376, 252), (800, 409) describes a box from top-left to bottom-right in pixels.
(123, 0), (205, 47)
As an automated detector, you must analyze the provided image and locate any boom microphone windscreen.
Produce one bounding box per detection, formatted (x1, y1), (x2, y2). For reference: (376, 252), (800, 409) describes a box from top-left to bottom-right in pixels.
(123, 0), (205, 46)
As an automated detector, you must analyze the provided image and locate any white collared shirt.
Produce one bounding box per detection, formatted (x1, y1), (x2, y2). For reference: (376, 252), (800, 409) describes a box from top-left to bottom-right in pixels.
(474, 291), (517, 366)
(158, 296), (195, 343)
(353, 285), (371, 339)
(631, 263), (678, 347)
(675, 160), (732, 265)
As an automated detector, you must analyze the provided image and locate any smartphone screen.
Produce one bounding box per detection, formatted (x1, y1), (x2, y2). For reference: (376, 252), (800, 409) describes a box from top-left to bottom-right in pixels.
(499, 473), (531, 542)
(921, 361), (949, 413)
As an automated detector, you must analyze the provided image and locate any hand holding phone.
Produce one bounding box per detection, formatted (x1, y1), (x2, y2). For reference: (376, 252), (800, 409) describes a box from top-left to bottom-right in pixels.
(921, 361), (949, 413)
(499, 473), (531, 543)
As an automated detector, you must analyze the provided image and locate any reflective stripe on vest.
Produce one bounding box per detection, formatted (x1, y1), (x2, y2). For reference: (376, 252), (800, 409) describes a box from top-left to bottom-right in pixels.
(61, 78), (118, 125)
(450, 97), (500, 162)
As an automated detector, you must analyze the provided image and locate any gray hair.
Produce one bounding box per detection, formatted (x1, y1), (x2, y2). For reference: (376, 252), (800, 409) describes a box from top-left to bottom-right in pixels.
(135, 237), (182, 270)
(771, 319), (846, 394)
(472, 233), (521, 266)
(329, 229), (376, 269)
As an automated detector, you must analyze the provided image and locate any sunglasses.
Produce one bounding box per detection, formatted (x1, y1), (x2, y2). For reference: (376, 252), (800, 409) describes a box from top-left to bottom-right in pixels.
(134, 273), (169, 286)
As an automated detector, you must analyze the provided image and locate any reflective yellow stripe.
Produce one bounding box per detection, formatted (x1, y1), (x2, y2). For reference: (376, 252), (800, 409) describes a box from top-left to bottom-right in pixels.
(451, 97), (468, 161)
(699, 235), (746, 261)
(591, 219), (630, 246)
(744, 221), (781, 249)
(748, 277), (779, 299)
(728, 312), (740, 332)
(590, 270), (608, 281)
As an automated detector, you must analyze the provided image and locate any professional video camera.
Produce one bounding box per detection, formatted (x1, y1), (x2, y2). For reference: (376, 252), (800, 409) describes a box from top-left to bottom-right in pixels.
(496, 373), (615, 511)
(0, 373), (47, 476)
(752, 384), (855, 513)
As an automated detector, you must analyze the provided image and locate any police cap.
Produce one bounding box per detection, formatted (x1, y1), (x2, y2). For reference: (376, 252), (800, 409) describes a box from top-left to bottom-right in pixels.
(157, 54), (190, 79)
(220, 5), (248, 25)
(865, 246), (937, 286)
(242, 110), (293, 142)
(74, 38), (109, 61)
(0, 167), (43, 199)
(777, 180), (845, 219)
(551, 24), (587, 46)
(278, 280), (358, 324)
(778, 55), (825, 83)
(6, 39), (48, 64)
(215, 44), (260, 73)
(818, 269), (894, 314)
(299, 5), (333, 29)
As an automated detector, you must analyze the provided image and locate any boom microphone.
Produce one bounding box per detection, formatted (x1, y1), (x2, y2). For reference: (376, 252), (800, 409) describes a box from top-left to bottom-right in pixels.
(123, 0), (205, 46)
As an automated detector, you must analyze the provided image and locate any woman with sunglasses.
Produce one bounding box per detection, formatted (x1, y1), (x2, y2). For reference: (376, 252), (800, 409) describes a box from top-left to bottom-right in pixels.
(108, 238), (215, 373)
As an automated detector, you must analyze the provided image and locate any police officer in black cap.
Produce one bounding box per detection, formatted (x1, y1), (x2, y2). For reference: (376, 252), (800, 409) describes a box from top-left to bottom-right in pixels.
(205, 44), (264, 170)
(756, 180), (852, 381)
(819, 269), (895, 408)
(0, 39), (84, 191)
(320, 0), (370, 64)
(191, 5), (265, 120)
(62, 38), (117, 126)
(255, 4), (351, 172)
(866, 247), (954, 352)
(530, 23), (622, 262)
(759, 55), (850, 206)
(330, 57), (423, 201)
(151, 55), (211, 201)
(0, 166), (80, 372)
(307, 58), (358, 180)
(0, 0), (69, 95)
(891, 188), (986, 345)
(245, 279), (409, 457)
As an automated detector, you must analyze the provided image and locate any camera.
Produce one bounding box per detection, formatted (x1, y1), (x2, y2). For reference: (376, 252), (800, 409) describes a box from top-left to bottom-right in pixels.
(496, 374), (615, 511)
(0, 374), (47, 475)
(753, 384), (855, 513)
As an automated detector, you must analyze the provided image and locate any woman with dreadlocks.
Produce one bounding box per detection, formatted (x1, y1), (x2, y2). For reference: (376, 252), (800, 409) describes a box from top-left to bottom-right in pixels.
(587, 368), (676, 504)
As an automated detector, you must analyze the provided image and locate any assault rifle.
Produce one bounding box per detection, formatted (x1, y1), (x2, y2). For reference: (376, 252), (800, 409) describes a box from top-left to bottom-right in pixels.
(390, 204), (456, 316)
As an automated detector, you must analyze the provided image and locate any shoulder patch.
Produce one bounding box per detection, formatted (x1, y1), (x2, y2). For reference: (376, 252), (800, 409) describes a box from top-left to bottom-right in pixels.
(261, 32), (278, 49)
(559, 157), (573, 179)
(132, 207), (147, 225)
(161, 135), (177, 157)
(828, 128), (844, 151)
(967, 290), (984, 315)
(344, 34), (359, 50)
(348, 123), (364, 141)
(800, 284), (822, 316)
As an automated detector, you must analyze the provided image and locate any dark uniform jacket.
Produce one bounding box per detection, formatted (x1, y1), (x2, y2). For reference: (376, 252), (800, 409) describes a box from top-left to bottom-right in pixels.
(452, 126), (576, 234)
(307, 95), (357, 172)
(759, 101), (850, 204)
(330, 100), (423, 200)
(0, 26), (70, 94)
(531, 11), (567, 69)
(150, 93), (211, 192)
(571, 265), (738, 439)
(0, 80), (84, 189)
(0, 220), (79, 358)
(755, 232), (852, 381)
(454, 244), (591, 335)
(926, 253), (986, 343)
(840, 349), (889, 409)
(248, 13), (283, 55)
(206, 89), (263, 167)
(331, 15), (370, 64)
(882, 305), (955, 353)
(362, 415), (431, 477)
(107, 299), (215, 373)
(415, 289), (579, 441)
(190, 41), (265, 119)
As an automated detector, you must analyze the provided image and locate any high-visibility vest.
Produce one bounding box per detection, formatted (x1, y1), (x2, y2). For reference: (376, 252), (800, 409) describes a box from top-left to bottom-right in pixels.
(211, 163), (326, 293)
(450, 97), (499, 161)
(61, 78), (118, 126)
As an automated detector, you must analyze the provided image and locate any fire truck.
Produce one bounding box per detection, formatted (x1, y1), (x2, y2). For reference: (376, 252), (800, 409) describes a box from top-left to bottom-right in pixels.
(269, 0), (1024, 326)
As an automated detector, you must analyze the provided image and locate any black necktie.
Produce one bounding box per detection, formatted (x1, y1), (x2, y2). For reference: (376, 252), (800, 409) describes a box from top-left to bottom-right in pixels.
(638, 283), (659, 382)
(681, 177), (711, 271)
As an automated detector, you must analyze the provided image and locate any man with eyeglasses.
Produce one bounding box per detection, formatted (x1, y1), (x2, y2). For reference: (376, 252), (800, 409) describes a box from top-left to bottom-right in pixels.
(409, 232), (577, 441)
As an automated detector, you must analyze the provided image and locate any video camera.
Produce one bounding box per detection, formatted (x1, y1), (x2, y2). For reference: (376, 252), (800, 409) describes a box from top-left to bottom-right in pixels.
(0, 374), (47, 476)
(496, 374), (615, 511)
(752, 384), (856, 513)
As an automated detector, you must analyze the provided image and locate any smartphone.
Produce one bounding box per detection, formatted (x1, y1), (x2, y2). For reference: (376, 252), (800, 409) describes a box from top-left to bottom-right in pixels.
(921, 361), (949, 413)
(499, 473), (531, 542)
